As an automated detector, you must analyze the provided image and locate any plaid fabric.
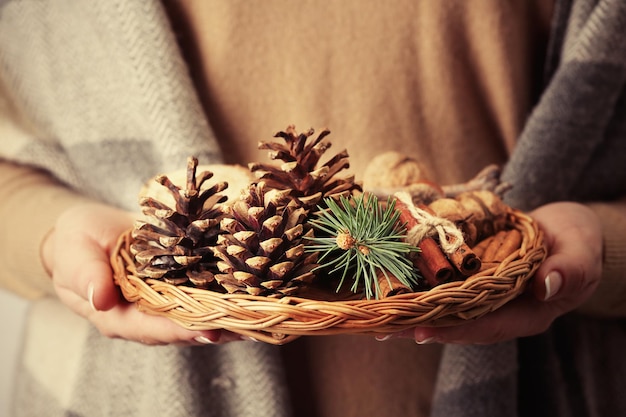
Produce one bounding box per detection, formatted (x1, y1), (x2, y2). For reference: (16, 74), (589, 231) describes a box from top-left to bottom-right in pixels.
(0, 0), (222, 211)
(2, 0), (626, 416)
(432, 1), (626, 416)
(1, 2), (289, 416)
(11, 299), (290, 417)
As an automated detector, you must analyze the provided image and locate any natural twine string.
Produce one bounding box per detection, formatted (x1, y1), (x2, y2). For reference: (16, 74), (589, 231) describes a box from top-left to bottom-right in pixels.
(394, 192), (465, 254)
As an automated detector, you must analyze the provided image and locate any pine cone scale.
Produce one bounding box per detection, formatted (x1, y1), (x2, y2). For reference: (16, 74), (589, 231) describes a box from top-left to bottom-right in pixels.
(128, 127), (363, 298)
(130, 157), (226, 290)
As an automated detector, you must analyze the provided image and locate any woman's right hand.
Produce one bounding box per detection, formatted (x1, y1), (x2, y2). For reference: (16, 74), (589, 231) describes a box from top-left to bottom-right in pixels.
(42, 202), (243, 345)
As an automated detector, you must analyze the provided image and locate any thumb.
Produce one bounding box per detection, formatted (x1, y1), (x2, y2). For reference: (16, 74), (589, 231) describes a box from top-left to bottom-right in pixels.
(52, 203), (134, 312)
(529, 204), (602, 305)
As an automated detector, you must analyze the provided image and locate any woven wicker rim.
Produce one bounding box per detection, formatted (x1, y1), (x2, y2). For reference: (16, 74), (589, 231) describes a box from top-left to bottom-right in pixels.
(111, 209), (546, 345)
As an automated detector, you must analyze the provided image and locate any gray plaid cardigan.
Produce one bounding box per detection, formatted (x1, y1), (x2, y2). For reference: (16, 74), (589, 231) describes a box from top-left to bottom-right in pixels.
(1, 0), (625, 416)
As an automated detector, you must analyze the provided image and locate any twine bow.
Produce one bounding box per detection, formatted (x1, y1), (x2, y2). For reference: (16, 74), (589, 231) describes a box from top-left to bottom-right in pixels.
(394, 192), (464, 254)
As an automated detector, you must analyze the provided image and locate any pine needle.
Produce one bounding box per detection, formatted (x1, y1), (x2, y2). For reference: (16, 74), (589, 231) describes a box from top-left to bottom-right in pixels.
(306, 194), (420, 299)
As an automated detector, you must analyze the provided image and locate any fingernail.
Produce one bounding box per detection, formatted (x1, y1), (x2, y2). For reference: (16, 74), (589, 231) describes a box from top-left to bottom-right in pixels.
(376, 328), (417, 341)
(544, 271), (563, 300)
(241, 336), (259, 342)
(87, 282), (97, 312)
(415, 336), (437, 345)
(194, 336), (216, 345)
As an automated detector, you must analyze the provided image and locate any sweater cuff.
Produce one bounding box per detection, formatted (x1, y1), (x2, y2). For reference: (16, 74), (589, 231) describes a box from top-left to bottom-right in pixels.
(0, 167), (92, 299)
(577, 201), (626, 317)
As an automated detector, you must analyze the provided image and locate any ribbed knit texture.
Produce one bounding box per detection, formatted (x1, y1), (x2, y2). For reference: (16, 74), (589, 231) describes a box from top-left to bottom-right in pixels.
(502, 0), (626, 210)
(0, 163), (89, 299)
(1, 2), (290, 416)
(432, 1), (626, 416)
(12, 299), (291, 417)
(2, 0), (626, 416)
(0, 0), (222, 210)
(582, 201), (626, 316)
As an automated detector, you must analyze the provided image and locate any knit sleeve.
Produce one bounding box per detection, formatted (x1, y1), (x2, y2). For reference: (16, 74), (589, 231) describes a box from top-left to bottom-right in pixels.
(0, 160), (91, 299)
(578, 199), (626, 317)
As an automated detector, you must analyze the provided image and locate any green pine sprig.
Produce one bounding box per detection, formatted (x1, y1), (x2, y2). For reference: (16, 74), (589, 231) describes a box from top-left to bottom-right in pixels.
(305, 194), (420, 299)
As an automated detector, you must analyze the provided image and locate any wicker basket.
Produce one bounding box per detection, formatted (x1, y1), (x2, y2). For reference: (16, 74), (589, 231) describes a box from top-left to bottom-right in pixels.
(111, 208), (546, 345)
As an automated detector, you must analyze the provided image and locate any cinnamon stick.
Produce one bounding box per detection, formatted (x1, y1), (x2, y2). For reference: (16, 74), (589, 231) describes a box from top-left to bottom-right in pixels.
(468, 229), (522, 266)
(417, 203), (481, 277)
(447, 240), (482, 276)
(414, 238), (456, 286)
(481, 230), (508, 262)
(377, 269), (411, 297)
(395, 198), (455, 287)
(492, 229), (523, 262)
(471, 235), (494, 258)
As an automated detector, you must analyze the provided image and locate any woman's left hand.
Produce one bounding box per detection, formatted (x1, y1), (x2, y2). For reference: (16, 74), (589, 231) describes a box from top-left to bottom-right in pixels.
(387, 201), (603, 345)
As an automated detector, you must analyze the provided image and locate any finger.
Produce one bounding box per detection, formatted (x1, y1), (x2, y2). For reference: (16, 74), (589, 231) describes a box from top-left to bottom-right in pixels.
(86, 298), (223, 345)
(530, 204), (602, 302)
(53, 235), (120, 311)
(51, 204), (135, 309)
(199, 330), (252, 344)
(410, 294), (557, 344)
(531, 248), (600, 305)
(408, 254), (594, 345)
(85, 269), (249, 345)
(89, 262), (121, 312)
(54, 286), (213, 345)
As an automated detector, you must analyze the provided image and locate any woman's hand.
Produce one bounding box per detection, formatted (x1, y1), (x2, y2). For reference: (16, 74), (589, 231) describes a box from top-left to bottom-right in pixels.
(385, 201), (603, 344)
(42, 202), (242, 345)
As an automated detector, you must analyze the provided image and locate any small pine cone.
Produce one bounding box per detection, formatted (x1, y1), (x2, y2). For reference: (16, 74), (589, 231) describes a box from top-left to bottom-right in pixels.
(130, 157), (227, 288)
(212, 182), (319, 297)
(248, 125), (362, 209)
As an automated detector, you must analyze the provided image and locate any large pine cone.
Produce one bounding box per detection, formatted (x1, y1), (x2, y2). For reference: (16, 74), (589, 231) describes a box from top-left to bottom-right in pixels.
(212, 181), (319, 297)
(130, 157), (227, 288)
(248, 125), (362, 210)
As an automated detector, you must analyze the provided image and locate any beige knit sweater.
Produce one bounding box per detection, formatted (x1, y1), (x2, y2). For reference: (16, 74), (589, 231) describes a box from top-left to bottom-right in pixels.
(2, 1), (626, 415)
(0, 0), (555, 293)
(5, 0), (625, 310)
